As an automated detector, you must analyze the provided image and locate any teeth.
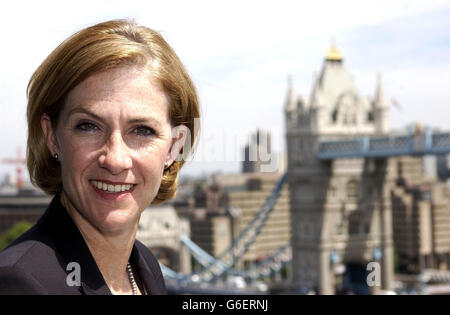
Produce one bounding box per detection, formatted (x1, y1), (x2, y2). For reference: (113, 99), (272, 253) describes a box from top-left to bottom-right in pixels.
(90, 180), (133, 193)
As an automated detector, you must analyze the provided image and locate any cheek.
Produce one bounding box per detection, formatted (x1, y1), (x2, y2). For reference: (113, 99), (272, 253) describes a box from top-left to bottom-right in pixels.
(136, 147), (168, 189)
(136, 159), (164, 206)
(138, 151), (165, 178)
(141, 138), (172, 163)
(59, 139), (97, 177)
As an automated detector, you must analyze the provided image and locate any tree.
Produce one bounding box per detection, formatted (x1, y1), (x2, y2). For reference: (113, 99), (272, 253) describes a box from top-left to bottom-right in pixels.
(0, 221), (33, 251)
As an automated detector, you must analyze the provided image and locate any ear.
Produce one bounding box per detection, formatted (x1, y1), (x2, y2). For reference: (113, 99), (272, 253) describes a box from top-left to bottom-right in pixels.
(165, 125), (190, 167)
(40, 113), (59, 157)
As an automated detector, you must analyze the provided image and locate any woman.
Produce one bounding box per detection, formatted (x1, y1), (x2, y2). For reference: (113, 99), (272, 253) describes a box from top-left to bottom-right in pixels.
(0, 19), (200, 295)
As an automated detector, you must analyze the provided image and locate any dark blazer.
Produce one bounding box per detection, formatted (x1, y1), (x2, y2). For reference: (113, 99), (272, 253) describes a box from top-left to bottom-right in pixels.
(0, 195), (167, 295)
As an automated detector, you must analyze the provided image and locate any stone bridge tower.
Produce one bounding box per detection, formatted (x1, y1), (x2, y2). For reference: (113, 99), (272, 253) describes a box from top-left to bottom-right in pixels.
(136, 205), (191, 274)
(285, 44), (394, 294)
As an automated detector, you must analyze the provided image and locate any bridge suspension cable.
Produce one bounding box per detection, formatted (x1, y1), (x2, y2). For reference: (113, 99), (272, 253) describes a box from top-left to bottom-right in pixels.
(161, 172), (288, 282)
(193, 172), (287, 280)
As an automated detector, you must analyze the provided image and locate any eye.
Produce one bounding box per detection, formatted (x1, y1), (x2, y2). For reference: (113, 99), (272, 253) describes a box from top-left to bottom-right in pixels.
(76, 122), (99, 132)
(133, 126), (155, 137)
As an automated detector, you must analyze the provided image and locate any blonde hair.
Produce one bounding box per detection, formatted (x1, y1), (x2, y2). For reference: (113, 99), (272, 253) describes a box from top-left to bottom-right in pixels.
(27, 19), (200, 204)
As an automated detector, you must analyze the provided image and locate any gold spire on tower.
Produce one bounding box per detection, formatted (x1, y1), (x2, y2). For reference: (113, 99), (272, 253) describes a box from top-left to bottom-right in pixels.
(325, 38), (343, 62)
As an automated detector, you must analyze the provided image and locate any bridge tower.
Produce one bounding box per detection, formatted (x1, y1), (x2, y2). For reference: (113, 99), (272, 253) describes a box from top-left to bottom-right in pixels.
(136, 204), (192, 274)
(285, 43), (394, 294)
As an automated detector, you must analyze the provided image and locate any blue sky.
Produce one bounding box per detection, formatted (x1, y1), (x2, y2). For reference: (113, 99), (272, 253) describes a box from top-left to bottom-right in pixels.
(0, 0), (449, 181)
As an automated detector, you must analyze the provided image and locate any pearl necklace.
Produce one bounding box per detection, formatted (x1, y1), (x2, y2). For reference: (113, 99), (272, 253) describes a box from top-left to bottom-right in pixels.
(126, 262), (138, 295)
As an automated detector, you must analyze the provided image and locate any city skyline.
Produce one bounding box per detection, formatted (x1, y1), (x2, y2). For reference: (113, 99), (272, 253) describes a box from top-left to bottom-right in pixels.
(0, 0), (449, 179)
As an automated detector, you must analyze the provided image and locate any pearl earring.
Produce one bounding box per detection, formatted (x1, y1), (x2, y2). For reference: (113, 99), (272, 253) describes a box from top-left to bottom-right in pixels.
(54, 153), (59, 161)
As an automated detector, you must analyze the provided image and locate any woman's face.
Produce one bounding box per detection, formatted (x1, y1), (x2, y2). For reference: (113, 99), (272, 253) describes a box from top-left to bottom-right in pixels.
(42, 65), (179, 233)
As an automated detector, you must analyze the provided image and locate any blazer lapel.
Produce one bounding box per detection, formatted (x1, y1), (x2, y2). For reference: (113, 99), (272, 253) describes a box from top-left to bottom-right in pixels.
(130, 244), (166, 295)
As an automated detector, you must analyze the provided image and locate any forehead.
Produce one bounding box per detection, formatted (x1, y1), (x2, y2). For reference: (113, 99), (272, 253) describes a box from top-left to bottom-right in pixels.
(63, 65), (170, 122)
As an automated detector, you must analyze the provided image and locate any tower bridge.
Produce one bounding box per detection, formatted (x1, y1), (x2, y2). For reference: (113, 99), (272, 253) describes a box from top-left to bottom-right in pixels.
(156, 128), (450, 294)
(146, 44), (450, 294)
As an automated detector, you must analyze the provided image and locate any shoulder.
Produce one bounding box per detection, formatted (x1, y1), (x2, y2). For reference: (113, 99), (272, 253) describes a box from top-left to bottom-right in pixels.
(0, 225), (67, 295)
(0, 230), (51, 295)
(0, 217), (58, 265)
(0, 224), (44, 269)
(0, 264), (48, 294)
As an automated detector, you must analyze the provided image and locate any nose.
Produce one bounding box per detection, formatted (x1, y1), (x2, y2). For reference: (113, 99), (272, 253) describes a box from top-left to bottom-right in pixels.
(99, 132), (132, 175)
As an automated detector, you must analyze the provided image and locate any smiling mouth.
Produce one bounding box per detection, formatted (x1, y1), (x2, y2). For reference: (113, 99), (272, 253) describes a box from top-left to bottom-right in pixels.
(89, 180), (135, 193)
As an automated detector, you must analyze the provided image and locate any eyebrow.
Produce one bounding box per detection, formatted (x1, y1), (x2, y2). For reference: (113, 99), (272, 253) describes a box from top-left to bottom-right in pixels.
(67, 106), (163, 127)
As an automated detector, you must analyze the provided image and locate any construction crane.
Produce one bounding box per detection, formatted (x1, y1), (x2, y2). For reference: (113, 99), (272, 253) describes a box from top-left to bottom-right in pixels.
(1, 147), (26, 190)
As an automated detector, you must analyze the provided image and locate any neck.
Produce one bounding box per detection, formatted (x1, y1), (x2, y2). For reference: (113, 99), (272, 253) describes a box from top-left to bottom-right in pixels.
(60, 192), (140, 294)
